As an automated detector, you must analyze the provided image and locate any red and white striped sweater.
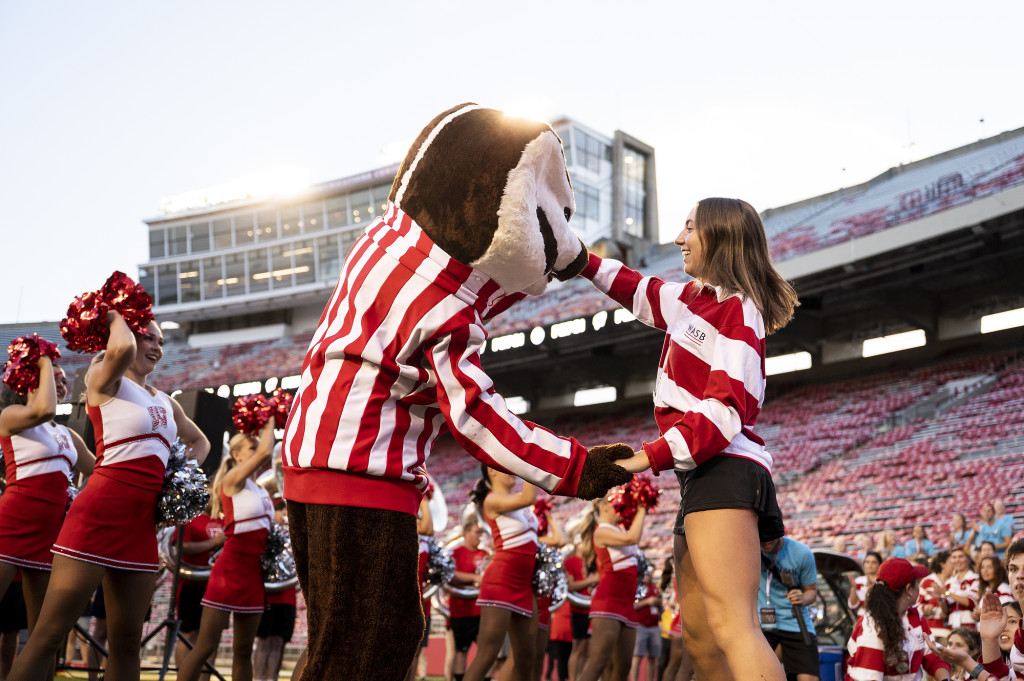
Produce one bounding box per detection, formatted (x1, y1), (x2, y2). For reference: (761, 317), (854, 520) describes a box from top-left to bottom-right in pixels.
(281, 204), (588, 514)
(581, 254), (770, 474)
(845, 607), (950, 680)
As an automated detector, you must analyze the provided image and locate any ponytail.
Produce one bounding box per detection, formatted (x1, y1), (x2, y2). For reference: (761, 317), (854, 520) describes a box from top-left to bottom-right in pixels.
(577, 503), (600, 570)
(865, 583), (907, 669)
(469, 464), (492, 510)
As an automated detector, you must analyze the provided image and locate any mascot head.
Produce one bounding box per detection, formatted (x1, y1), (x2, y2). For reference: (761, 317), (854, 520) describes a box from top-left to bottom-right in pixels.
(388, 103), (588, 296)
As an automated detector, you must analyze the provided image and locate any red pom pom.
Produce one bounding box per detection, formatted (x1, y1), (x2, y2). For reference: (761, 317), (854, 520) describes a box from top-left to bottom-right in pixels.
(269, 388), (294, 429)
(532, 495), (552, 536)
(60, 290), (110, 353)
(608, 475), (660, 529)
(231, 394), (272, 436)
(100, 271), (154, 334)
(630, 474), (661, 512)
(3, 335), (63, 394)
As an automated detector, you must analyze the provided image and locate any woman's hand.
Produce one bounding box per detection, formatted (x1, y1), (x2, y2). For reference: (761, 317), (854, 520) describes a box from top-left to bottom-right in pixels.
(618, 451), (651, 474)
(925, 636), (975, 670)
(977, 592), (1007, 642)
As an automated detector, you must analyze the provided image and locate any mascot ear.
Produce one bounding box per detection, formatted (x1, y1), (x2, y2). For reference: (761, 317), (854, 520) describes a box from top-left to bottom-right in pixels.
(575, 444), (634, 500)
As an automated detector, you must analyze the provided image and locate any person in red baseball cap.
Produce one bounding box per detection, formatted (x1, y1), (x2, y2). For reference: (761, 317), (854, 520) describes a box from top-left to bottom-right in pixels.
(845, 558), (953, 679)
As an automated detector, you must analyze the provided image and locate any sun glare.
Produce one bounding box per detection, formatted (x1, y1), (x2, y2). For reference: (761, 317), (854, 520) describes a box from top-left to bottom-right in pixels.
(500, 96), (555, 123)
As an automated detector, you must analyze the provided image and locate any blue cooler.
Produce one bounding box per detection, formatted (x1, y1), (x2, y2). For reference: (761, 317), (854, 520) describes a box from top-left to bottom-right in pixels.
(818, 645), (844, 681)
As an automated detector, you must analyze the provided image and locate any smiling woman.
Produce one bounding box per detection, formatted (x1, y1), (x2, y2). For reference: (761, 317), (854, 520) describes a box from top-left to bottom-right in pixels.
(5, 313), (211, 681)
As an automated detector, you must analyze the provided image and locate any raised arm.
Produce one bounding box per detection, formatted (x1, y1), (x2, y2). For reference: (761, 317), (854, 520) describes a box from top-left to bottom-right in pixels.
(222, 420), (274, 496)
(87, 312), (136, 401)
(580, 254), (687, 331)
(484, 481), (538, 517)
(0, 356), (57, 437)
(595, 507), (646, 547)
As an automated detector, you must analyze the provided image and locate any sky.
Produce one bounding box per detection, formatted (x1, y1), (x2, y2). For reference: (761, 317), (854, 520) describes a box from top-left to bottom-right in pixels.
(2, 0), (1022, 324)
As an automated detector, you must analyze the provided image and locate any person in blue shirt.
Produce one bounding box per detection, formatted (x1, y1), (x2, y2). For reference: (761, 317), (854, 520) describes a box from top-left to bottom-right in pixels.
(758, 535), (819, 681)
(993, 498), (1015, 544)
(904, 525), (936, 560)
(973, 502), (1012, 557)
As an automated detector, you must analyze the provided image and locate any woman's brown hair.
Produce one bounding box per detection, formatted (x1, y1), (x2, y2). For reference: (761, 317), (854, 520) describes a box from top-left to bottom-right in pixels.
(691, 198), (799, 334)
(209, 433), (249, 518)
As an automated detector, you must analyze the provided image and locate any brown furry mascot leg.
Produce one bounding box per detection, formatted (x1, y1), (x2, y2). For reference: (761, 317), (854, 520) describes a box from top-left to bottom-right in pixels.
(289, 502), (424, 681)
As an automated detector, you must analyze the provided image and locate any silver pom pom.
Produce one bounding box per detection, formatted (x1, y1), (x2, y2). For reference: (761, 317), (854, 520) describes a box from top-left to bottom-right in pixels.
(65, 473), (79, 511)
(533, 544), (568, 598)
(425, 537), (455, 587)
(156, 440), (211, 527)
(262, 523), (296, 587)
(635, 551), (652, 600)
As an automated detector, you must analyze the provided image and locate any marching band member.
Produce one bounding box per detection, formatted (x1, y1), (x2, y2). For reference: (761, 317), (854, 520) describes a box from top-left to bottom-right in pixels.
(8, 314), (208, 681)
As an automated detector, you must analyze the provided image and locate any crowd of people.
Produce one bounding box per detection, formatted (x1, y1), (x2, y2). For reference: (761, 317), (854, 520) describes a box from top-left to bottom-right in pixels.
(0, 194), (1018, 681)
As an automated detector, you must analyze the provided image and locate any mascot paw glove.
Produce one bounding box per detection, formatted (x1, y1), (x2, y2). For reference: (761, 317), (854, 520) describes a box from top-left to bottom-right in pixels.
(575, 444), (635, 500)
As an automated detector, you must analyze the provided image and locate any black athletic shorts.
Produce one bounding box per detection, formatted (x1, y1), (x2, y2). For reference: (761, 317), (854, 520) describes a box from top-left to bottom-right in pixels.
(177, 581), (207, 633)
(762, 629), (819, 676)
(0, 582), (27, 632)
(89, 583), (106, 620)
(570, 610), (591, 640)
(673, 455), (785, 542)
(450, 615), (480, 652)
(256, 603), (296, 642)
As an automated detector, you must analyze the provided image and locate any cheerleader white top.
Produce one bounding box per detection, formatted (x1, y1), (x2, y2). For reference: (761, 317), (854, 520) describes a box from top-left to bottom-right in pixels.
(594, 523), (638, 574)
(222, 478), (273, 550)
(0, 422), (77, 569)
(1, 422), (76, 493)
(486, 504), (539, 556)
(88, 377), (176, 488)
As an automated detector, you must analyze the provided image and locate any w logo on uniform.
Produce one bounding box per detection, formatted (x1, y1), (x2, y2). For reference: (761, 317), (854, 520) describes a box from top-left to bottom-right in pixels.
(148, 406), (168, 431)
(55, 434), (71, 452)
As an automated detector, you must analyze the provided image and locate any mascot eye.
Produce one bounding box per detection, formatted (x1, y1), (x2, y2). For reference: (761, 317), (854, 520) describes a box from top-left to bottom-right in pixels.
(564, 207), (572, 222)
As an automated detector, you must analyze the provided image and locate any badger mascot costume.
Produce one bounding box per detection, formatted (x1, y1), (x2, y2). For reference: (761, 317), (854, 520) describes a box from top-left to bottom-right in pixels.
(282, 103), (637, 680)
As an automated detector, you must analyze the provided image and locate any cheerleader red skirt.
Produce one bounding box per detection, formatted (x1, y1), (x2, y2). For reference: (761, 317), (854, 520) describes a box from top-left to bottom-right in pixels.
(52, 467), (161, 572)
(201, 543), (266, 614)
(589, 569), (638, 628)
(477, 549), (536, 617)
(0, 473), (68, 570)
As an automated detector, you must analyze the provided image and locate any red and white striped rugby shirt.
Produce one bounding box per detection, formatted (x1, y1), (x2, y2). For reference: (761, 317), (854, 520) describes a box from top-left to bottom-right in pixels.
(581, 254), (770, 474)
(845, 607), (951, 680)
(281, 204), (588, 515)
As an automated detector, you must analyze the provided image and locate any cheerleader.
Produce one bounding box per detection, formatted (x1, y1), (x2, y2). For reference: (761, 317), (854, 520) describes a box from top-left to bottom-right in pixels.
(463, 466), (539, 681)
(8, 314), (209, 681)
(577, 496), (646, 681)
(410, 495), (433, 681)
(0, 356), (93, 663)
(178, 419), (276, 681)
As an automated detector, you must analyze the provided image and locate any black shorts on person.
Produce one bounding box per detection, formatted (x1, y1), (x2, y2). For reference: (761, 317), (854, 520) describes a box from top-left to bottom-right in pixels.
(762, 629), (819, 676)
(570, 610), (591, 640)
(177, 581), (207, 633)
(673, 455), (784, 542)
(450, 615), (480, 652)
(256, 603), (296, 642)
(0, 581), (27, 632)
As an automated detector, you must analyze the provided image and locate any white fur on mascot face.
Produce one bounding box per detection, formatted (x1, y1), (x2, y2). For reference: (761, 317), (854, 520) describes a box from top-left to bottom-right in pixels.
(479, 131), (578, 295)
(389, 103), (589, 296)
